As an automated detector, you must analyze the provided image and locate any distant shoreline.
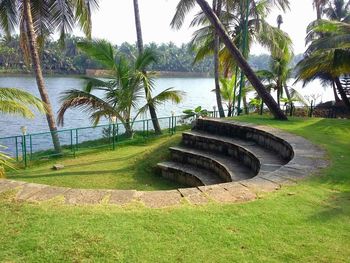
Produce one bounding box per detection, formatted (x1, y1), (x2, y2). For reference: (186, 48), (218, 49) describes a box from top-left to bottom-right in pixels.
(0, 69), (212, 78)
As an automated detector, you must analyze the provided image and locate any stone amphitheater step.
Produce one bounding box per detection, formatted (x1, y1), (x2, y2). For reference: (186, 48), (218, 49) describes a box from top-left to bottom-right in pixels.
(157, 161), (222, 186)
(182, 130), (287, 175)
(169, 146), (254, 182)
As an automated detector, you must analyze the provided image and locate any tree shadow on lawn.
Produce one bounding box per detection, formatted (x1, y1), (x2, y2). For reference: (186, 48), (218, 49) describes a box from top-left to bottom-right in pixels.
(8, 135), (184, 190)
(308, 190), (350, 222)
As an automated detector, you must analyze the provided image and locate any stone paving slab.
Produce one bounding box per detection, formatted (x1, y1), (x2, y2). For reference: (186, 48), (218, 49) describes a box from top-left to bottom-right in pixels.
(0, 180), (26, 194)
(198, 185), (238, 203)
(109, 190), (137, 206)
(178, 187), (210, 205)
(64, 189), (107, 205)
(260, 173), (296, 186)
(137, 190), (183, 208)
(27, 186), (70, 202)
(222, 183), (256, 202)
(240, 177), (280, 193)
(16, 183), (48, 201)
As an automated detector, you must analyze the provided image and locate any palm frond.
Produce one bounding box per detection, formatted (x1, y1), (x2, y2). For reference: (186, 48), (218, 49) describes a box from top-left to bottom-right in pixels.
(77, 39), (116, 69)
(170, 0), (196, 30)
(0, 0), (18, 38)
(0, 87), (46, 114)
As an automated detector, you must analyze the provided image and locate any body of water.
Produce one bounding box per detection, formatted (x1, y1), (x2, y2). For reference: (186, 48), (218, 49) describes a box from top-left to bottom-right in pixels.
(0, 75), (334, 138)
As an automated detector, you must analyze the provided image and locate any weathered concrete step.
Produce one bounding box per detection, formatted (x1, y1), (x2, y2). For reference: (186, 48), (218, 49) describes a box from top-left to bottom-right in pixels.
(184, 130), (286, 172)
(169, 146), (254, 182)
(157, 161), (223, 186)
(194, 118), (294, 161)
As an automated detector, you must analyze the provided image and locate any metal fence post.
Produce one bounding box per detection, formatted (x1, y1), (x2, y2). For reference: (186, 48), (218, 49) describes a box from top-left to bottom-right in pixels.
(22, 135), (27, 168)
(146, 120), (149, 137)
(15, 137), (19, 161)
(143, 119), (146, 137)
(75, 129), (79, 151)
(112, 123), (116, 150)
(168, 117), (171, 134)
(29, 135), (33, 160)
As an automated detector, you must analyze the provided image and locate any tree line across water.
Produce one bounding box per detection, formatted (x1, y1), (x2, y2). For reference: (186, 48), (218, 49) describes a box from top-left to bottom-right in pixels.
(0, 36), (302, 75)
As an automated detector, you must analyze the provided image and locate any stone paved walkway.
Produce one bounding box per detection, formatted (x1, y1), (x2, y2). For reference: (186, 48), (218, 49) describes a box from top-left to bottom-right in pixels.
(0, 121), (329, 208)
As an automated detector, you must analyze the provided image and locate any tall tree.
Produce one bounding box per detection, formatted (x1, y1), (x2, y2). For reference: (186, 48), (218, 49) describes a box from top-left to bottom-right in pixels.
(313, 0), (329, 19)
(213, 0), (225, 117)
(133, 0), (162, 134)
(296, 20), (350, 110)
(0, 0), (99, 152)
(194, 0), (287, 120)
(58, 40), (183, 137)
(23, 0), (60, 151)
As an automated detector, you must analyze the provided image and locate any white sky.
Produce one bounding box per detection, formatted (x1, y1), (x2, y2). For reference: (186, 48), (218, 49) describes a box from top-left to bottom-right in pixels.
(83, 0), (317, 55)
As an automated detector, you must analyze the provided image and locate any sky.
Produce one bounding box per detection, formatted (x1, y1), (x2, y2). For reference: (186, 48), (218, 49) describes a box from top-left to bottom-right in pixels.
(82, 0), (317, 55)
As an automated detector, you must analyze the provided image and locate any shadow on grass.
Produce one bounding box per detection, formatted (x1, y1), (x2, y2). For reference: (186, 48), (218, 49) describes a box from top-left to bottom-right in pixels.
(309, 190), (350, 221)
(8, 133), (187, 190)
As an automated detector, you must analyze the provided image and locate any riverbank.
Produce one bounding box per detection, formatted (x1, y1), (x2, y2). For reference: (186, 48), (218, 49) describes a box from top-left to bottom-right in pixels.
(0, 69), (212, 78)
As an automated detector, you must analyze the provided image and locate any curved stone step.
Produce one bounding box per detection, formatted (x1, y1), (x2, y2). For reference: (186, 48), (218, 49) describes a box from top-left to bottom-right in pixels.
(169, 146), (254, 182)
(182, 130), (287, 174)
(194, 118), (294, 161)
(157, 161), (223, 186)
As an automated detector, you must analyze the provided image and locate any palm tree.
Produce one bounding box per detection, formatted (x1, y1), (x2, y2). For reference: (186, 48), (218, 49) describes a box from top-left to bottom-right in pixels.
(184, 0), (291, 116)
(194, 0), (287, 120)
(313, 0), (329, 19)
(323, 0), (350, 21)
(296, 20), (350, 110)
(0, 87), (45, 177)
(216, 76), (237, 116)
(133, 0), (163, 133)
(57, 40), (184, 137)
(172, 0), (225, 117)
(0, 0), (99, 152)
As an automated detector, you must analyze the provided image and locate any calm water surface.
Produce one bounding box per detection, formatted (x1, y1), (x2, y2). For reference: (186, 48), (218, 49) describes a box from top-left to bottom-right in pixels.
(0, 75), (333, 137)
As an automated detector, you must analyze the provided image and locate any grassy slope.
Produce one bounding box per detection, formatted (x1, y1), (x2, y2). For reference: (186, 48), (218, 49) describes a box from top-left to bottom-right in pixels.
(0, 116), (349, 262)
(6, 134), (184, 191)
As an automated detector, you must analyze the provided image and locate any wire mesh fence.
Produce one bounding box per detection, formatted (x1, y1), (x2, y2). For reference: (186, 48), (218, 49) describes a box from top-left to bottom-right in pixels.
(0, 114), (197, 168)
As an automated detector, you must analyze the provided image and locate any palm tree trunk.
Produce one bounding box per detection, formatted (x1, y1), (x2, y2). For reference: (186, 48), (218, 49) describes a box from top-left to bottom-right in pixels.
(213, 0), (225, 118)
(195, 0), (287, 120)
(133, 0), (162, 134)
(283, 84), (293, 116)
(243, 95), (248, 114)
(332, 81), (341, 102)
(23, 0), (61, 152)
(335, 77), (350, 110)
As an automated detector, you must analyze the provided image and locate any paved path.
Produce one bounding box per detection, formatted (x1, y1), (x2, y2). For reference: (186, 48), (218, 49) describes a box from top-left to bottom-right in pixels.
(0, 121), (329, 208)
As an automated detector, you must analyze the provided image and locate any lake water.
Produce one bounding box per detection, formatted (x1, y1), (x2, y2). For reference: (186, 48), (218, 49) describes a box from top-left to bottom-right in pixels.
(0, 75), (334, 138)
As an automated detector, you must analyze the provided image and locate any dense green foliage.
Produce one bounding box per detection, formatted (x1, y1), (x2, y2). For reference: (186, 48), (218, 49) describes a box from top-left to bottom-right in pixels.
(1, 117), (349, 262)
(0, 35), (302, 75)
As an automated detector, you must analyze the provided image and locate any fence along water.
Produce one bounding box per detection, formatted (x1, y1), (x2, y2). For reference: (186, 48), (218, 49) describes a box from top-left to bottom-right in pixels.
(0, 114), (191, 168)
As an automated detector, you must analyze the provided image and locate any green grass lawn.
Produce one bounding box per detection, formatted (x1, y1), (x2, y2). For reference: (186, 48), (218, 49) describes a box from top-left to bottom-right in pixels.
(6, 133), (184, 191)
(0, 116), (349, 262)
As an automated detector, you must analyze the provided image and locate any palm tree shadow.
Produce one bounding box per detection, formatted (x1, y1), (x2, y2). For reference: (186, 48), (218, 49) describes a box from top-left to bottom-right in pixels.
(308, 190), (350, 221)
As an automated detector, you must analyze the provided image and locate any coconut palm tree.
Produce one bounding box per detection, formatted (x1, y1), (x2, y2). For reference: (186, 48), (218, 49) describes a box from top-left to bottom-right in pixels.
(296, 19), (350, 110)
(193, 0), (287, 119)
(0, 87), (45, 177)
(323, 0), (350, 21)
(132, 0), (163, 133)
(171, 0), (226, 117)
(57, 40), (184, 137)
(0, 0), (99, 152)
(215, 76), (238, 116)
(313, 0), (329, 19)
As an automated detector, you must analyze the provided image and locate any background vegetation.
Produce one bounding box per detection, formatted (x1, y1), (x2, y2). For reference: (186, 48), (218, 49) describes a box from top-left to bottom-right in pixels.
(0, 35), (302, 75)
